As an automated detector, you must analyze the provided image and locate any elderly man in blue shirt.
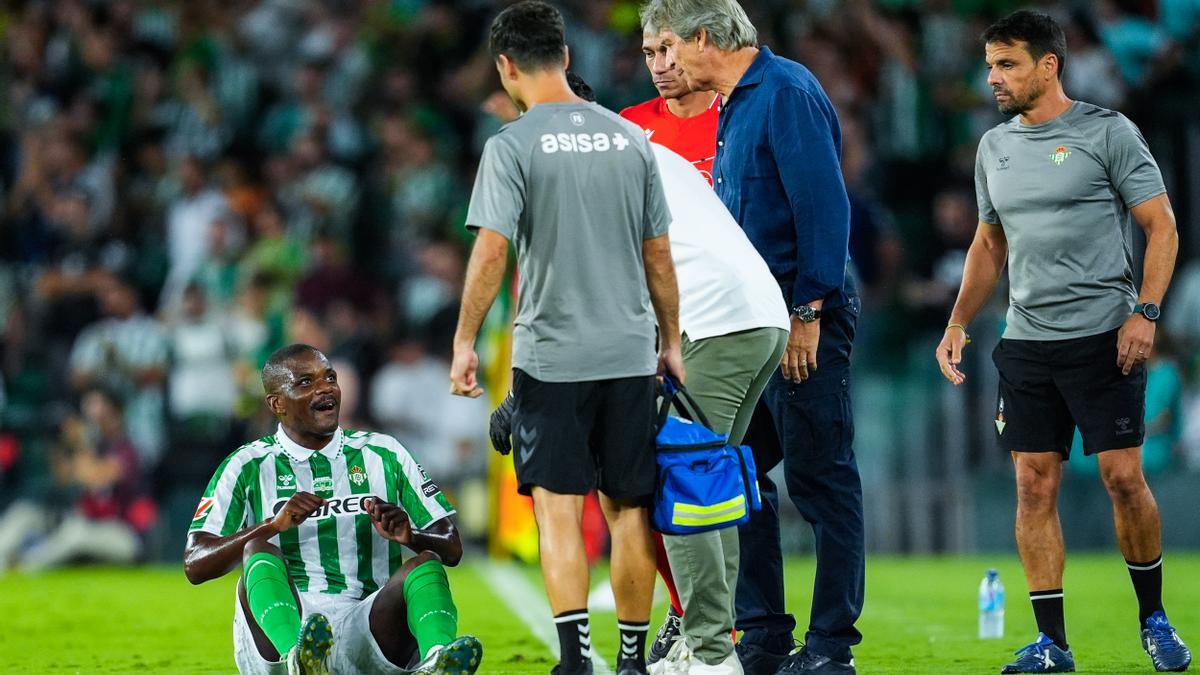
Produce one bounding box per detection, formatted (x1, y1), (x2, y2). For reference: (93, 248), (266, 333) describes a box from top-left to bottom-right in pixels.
(641, 1), (864, 674)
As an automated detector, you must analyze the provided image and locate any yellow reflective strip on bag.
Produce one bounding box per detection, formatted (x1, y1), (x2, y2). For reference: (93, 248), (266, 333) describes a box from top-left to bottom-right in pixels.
(671, 497), (747, 527)
(672, 495), (745, 515)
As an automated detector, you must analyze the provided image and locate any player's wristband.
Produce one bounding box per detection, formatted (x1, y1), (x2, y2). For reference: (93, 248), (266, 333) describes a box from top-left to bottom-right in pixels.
(946, 323), (972, 344)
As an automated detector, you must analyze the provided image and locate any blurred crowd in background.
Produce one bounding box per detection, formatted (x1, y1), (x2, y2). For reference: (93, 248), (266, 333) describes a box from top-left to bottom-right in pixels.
(0, 0), (1198, 567)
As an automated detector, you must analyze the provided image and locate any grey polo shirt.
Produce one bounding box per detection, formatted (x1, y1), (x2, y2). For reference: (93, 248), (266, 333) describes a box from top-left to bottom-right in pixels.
(975, 101), (1166, 340)
(466, 102), (671, 381)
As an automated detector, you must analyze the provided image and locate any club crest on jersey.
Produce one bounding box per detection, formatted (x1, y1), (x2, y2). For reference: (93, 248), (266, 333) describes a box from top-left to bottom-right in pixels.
(1049, 145), (1071, 165)
(570, 111), (585, 126)
(349, 465), (366, 486)
(192, 498), (214, 522)
(313, 476), (335, 493)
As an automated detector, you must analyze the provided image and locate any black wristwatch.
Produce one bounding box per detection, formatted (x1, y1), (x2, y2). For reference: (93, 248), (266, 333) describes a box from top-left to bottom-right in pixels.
(792, 305), (822, 323)
(1133, 302), (1161, 322)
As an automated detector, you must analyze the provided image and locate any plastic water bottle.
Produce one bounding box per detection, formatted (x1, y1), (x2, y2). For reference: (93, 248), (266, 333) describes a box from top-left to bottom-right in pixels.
(978, 568), (1005, 639)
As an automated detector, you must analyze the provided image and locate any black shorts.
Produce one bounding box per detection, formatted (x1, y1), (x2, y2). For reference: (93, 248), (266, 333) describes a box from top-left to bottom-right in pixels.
(992, 327), (1146, 457)
(510, 368), (656, 501)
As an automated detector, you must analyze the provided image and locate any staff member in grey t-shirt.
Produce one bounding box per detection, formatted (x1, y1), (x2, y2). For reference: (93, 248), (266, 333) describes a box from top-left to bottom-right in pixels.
(448, 3), (683, 675)
(935, 11), (1190, 675)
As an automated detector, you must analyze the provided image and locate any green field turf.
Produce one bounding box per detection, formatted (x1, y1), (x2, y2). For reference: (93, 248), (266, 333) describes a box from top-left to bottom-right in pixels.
(1, 553), (1196, 673)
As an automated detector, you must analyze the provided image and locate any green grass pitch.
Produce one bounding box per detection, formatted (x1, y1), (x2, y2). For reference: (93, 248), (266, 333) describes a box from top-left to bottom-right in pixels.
(1, 554), (1196, 673)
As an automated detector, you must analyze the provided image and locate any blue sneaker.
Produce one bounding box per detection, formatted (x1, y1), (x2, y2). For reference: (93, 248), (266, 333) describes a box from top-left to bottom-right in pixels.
(1000, 633), (1075, 673)
(1143, 611), (1192, 672)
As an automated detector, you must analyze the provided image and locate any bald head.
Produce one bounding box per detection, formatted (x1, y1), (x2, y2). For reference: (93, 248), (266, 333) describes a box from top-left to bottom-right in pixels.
(262, 343), (342, 447)
(261, 343), (324, 394)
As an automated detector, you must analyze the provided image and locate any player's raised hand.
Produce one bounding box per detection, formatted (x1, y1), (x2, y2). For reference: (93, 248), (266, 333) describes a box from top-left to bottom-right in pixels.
(271, 491), (326, 533)
(936, 324), (970, 385)
(364, 497), (413, 544)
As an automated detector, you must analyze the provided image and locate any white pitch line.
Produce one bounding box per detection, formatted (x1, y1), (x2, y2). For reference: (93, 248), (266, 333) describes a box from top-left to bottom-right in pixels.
(476, 559), (613, 674)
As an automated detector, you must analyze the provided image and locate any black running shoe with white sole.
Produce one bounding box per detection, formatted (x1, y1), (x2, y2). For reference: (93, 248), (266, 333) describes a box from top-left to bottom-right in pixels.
(647, 608), (682, 666)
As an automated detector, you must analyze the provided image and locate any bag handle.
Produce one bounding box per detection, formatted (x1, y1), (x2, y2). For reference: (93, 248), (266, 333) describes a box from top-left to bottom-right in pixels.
(657, 375), (715, 431)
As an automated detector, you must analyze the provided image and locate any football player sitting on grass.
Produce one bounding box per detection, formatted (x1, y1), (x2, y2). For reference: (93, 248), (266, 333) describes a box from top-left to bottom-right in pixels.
(183, 343), (482, 675)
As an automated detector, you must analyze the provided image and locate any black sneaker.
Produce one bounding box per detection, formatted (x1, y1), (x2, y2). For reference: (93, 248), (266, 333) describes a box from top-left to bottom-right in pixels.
(647, 608), (682, 665)
(777, 645), (856, 674)
(735, 640), (790, 675)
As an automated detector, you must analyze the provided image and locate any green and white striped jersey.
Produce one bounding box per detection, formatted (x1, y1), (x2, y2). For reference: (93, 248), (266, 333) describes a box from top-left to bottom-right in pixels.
(190, 425), (455, 600)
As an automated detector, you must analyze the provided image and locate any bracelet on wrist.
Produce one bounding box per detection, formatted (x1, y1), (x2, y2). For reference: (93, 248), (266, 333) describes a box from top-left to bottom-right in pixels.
(946, 323), (972, 344)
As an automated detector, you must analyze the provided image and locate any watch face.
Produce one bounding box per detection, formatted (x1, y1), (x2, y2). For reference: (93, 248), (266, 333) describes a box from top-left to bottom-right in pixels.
(793, 306), (819, 322)
(1143, 303), (1161, 320)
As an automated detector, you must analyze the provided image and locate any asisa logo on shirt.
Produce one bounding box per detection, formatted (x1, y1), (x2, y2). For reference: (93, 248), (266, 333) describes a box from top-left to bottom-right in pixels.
(540, 132), (631, 154)
(1049, 145), (1071, 165)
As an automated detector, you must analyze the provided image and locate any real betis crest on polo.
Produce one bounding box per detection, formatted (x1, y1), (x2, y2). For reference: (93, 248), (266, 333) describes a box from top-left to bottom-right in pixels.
(190, 426), (455, 600)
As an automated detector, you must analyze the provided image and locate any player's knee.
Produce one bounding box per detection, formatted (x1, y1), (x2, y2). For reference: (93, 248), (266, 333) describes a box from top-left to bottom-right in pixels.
(241, 538), (284, 566)
(1100, 465), (1147, 504)
(381, 550), (448, 590)
(1014, 470), (1058, 511)
(604, 501), (648, 533)
(397, 550), (442, 580)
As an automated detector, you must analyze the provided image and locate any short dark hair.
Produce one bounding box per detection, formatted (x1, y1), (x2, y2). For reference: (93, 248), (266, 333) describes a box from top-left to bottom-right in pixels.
(566, 71), (595, 102)
(982, 10), (1067, 78)
(262, 343), (323, 393)
(489, 1), (567, 72)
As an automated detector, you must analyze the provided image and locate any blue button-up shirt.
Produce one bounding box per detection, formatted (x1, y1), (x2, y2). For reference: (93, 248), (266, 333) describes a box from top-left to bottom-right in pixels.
(713, 46), (856, 309)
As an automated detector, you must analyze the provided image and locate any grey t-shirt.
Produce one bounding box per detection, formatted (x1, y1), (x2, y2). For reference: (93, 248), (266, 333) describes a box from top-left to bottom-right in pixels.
(466, 102), (671, 382)
(975, 101), (1165, 340)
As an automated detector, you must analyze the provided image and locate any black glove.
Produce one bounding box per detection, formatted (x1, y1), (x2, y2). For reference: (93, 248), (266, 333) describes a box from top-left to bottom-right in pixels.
(489, 392), (516, 455)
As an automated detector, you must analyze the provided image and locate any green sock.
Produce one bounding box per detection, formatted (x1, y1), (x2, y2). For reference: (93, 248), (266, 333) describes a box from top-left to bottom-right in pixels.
(403, 559), (459, 658)
(244, 552), (302, 658)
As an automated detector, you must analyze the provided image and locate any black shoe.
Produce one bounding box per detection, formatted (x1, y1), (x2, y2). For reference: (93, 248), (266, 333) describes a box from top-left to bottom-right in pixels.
(647, 608), (682, 665)
(616, 657), (648, 675)
(777, 645), (856, 674)
(735, 640), (790, 675)
(551, 661), (595, 675)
